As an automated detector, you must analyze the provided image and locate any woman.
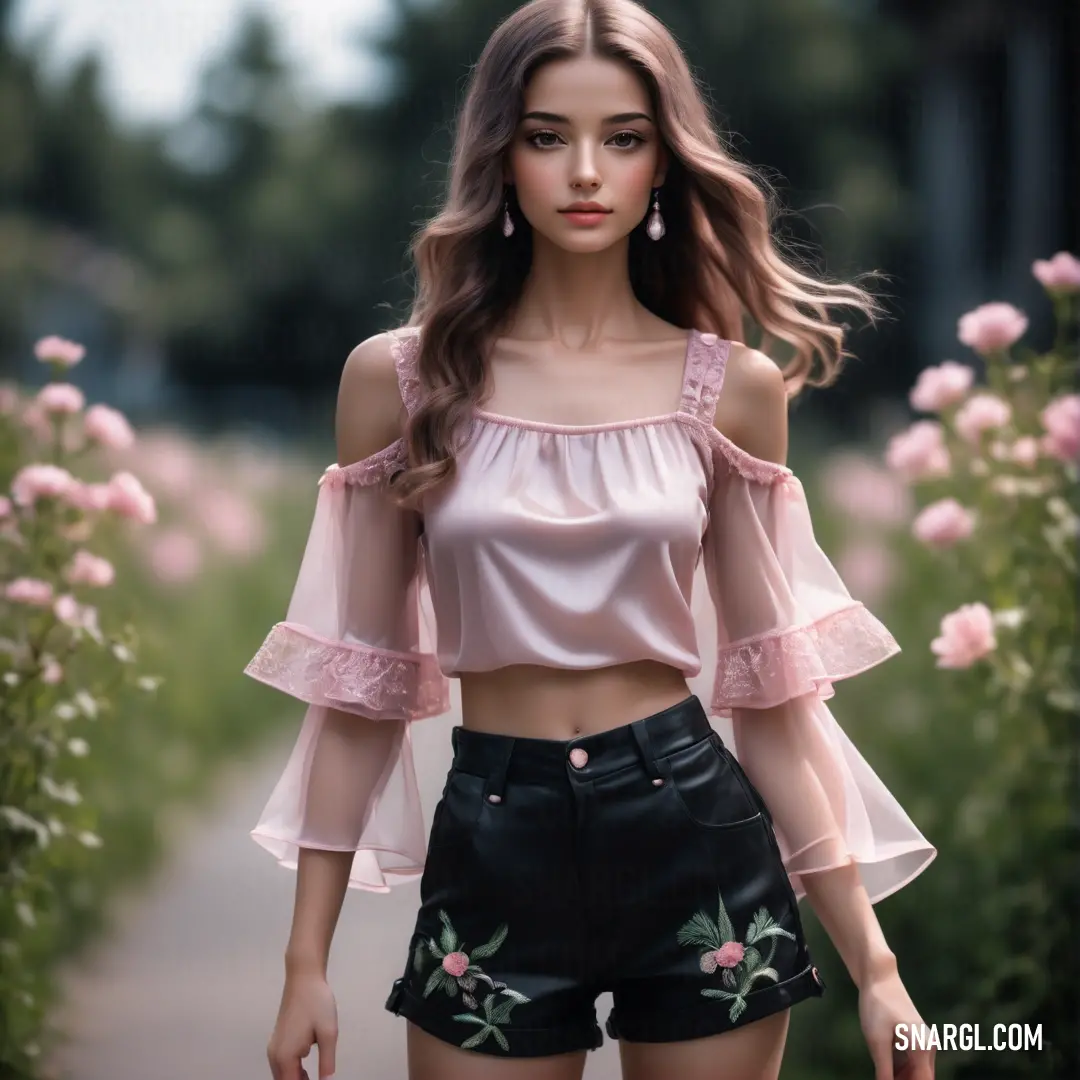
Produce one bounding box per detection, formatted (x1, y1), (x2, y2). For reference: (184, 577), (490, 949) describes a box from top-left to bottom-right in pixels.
(251, 2), (937, 1078)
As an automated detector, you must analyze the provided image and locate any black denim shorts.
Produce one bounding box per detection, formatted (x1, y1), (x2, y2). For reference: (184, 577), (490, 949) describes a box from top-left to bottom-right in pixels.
(384, 693), (825, 1057)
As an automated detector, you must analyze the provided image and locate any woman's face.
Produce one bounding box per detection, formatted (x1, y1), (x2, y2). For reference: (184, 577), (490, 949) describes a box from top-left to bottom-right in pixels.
(505, 53), (668, 253)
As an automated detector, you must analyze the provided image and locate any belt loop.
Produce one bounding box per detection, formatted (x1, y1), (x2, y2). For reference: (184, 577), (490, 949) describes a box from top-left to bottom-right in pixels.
(630, 720), (667, 782)
(484, 737), (515, 805)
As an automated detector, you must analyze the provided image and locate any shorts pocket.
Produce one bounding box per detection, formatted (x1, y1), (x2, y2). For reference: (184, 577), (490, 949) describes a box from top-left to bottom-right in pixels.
(426, 765), (485, 852)
(663, 733), (761, 831)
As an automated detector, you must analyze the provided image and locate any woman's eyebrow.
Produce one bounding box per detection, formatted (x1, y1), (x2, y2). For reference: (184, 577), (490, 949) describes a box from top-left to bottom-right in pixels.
(520, 110), (654, 124)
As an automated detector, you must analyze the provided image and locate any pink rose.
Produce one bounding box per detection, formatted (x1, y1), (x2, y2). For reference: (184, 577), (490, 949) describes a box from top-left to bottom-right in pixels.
(715, 942), (745, 968)
(53, 594), (82, 625)
(912, 497), (976, 549)
(884, 421), (951, 482)
(836, 541), (897, 605)
(954, 393), (1012, 445)
(65, 550), (115, 588)
(195, 488), (267, 556)
(930, 603), (997, 669)
(11, 463), (76, 506)
(909, 361), (974, 413)
(442, 951), (469, 978)
(34, 336), (85, 368)
(4, 577), (54, 606)
(64, 481), (114, 513)
(1032, 251), (1080, 295)
(41, 656), (64, 684)
(36, 382), (85, 414)
(145, 528), (202, 584)
(84, 404), (135, 450)
(821, 453), (912, 526)
(957, 302), (1028, 355)
(19, 402), (53, 442)
(106, 471), (157, 524)
(1039, 394), (1080, 463)
(1010, 436), (1040, 468)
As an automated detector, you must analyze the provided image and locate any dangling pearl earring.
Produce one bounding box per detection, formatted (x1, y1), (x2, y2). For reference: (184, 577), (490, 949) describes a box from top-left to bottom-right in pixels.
(646, 187), (665, 241)
(502, 195), (515, 238)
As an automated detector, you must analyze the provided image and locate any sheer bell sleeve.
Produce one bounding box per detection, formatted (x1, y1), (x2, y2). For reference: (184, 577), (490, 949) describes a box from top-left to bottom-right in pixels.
(243, 442), (451, 891)
(700, 431), (936, 904)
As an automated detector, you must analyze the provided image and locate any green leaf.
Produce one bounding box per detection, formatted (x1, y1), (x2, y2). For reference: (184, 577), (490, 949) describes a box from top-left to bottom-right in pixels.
(1047, 688), (1080, 714)
(438, 909), (458, 953)
(452, 1013), (486, 1026)
(744, 967), (780, 990)
(444, 978), (458, 998)
(469, 922), (508, 959)
(422, 966), (446, 999)
(459, 1029), (489, 1049)
(427, 937), (445, 960)
(716, 889), (735, 944)
(493, 1027), (510, 1051)
(677, 911), (720, 949)
(701, 988), (739, 1000)
(741, 946), (762, 974)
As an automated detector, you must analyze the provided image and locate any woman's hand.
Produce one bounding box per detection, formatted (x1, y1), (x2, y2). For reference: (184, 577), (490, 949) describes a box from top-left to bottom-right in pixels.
(267, 971), (339, 1080)
(859, 966), (935, 1080)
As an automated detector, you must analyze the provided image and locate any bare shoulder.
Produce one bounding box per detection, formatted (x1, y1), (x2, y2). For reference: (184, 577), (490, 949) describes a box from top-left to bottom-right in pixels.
(336, 330), (409, 466)
(713, 342), (789, 466)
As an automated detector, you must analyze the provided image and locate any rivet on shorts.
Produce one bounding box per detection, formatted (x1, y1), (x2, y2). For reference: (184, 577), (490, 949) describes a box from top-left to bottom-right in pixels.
(652, 777), (664, 786)
(487, 793), (502, 804)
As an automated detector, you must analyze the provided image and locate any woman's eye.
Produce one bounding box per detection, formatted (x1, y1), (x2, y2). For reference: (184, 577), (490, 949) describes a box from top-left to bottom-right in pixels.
(526, 131), (561, 148)
(610, 131), (645, 149)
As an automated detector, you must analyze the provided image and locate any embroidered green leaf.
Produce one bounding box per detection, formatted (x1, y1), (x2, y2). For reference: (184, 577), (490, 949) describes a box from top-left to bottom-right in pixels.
(701, 988), (739, 1000)
(438, 909), (458, 953)
(452, 1013), (486, 1026)
(677, 911), (720, 949)
(722, 969), (737, 989)
(462, 992), (478, 1010)
(740, 946), (762, 975)
(716, 889), (735, 944)
(445, 978), (458, 998)
(460, 1029), (489, 1049)
(427, 937), (445, 960)
(470, 922), (508, 959)
(422, 965), (446, 998)
(730, 996), (747, 1022)
(760, 937), (777, 969)
(459, 973), (477, 991)
(492, 1027), (510, 1051)
(491, 992), (528, 1026)
(744, 967), (780, 990)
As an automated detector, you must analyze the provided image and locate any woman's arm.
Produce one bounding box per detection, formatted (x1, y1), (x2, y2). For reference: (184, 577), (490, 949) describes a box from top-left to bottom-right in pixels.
(283, 332), (409, 978)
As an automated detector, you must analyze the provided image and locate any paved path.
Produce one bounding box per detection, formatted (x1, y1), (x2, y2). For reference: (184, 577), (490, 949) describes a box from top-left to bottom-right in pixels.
(44, 687), (664, 1080)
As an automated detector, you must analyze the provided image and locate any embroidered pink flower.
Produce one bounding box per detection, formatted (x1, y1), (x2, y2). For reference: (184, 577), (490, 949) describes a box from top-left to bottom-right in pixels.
(84, 404), (135, 450)
(65, 550), (115, 588)
(821, 453), (911, 526)
(912, 498), (976, 549)
(957, 302), (1028, 355)
(930, 603), (997, 669)
(442, 951), (470, 978)
(11, 463), (76, 506)
(1039, 394), (1080, 463)
(1032, 251), (1080, 295)
(36, 382), (85, 414)
(954, 393), (1012, 445)
(716, 942), (745, 968)
(4, 577), (54, 606)
(884, 421), (951, 482)
(34, 336), (86, 367)
(106, 471), (157, 524)
(909, 361), (974, 413)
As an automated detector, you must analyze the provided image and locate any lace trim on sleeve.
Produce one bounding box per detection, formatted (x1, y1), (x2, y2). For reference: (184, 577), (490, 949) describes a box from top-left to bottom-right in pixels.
(319, 442), (408, 490)
(711, 602), (901, 714)
(244, 621), (450, 720)
(388, 327), (423, 416)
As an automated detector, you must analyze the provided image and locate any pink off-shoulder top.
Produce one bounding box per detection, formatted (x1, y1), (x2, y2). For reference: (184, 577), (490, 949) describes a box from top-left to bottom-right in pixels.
(244, 327), (935, 901)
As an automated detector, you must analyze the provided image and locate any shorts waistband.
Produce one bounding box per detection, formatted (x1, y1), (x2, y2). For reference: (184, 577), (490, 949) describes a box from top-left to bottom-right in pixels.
(449, 693), (714, 797)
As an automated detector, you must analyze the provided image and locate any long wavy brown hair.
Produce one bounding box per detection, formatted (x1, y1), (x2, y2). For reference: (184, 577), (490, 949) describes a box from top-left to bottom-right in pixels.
(389, 0), (883, 508)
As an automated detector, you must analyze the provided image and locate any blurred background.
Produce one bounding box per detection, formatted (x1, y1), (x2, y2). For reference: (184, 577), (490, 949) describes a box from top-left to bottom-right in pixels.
(0, 0), (1076, 1078)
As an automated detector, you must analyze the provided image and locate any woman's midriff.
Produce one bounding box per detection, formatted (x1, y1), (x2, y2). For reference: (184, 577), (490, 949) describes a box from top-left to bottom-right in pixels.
(458, 660), (693, 740)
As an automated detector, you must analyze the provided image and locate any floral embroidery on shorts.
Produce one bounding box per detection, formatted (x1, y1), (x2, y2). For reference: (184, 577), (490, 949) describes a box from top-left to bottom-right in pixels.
(413, 908), (531, 1052)
(676, 889), (796, 1023)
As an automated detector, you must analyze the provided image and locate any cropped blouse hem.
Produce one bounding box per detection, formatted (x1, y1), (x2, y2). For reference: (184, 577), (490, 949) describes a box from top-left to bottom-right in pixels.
(244, 621), (450, 720)
(711, 601), (901, 712)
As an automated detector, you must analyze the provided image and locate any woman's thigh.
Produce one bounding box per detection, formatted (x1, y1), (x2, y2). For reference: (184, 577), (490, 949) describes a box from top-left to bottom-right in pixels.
(407, 1022), (588, 1080)
(617, 1008), (790, 1080)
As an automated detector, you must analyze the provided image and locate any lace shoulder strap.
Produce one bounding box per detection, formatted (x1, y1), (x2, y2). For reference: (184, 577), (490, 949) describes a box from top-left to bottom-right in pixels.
(678, 329), (731, 425)
(389, 326), (424, 416)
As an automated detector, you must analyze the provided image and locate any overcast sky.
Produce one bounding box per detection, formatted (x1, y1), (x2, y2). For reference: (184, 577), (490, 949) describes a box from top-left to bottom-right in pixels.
(10, 0), (398, 128)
